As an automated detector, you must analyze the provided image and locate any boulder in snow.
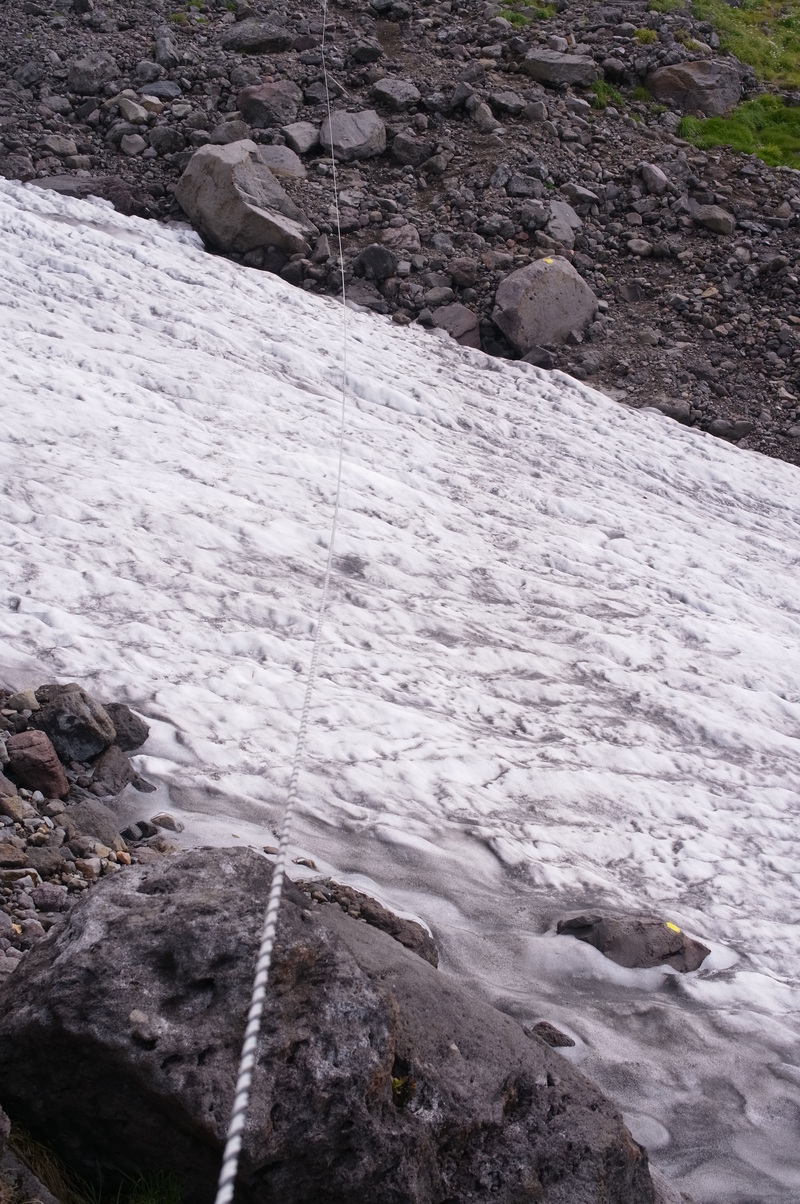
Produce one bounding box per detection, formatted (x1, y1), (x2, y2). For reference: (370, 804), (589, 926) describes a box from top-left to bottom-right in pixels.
(557, 913), (711, 973)
(0, 847), (656, 1203)
(174, 140), (317, 256)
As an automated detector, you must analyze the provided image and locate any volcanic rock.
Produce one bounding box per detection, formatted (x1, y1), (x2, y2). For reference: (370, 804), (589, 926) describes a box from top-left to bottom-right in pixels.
(557, 913), (711, 972)
(493, 257), (598, 352)
(0, 848), (656, 1204)
(646, 60), (741, 117)
(31, 683), (116, 764)
(320, 110), (386, 163)
(174, 140), (317, 256)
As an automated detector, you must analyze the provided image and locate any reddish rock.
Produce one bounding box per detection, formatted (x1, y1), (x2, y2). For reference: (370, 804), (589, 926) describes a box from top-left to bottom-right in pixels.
(6, 731), (69, 799)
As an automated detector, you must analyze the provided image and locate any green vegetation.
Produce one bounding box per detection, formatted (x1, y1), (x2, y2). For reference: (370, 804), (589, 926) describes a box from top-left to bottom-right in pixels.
(692, 0), (800, 86)
(8, 1124), (181, 1204)
(499, 0), (555, 22)
(635, 26), (659, 41)
(591, 79), (625, 108)
(680, 92), (800, 164)
(630, 83), (653, 102)
(647, 0), (687, 13)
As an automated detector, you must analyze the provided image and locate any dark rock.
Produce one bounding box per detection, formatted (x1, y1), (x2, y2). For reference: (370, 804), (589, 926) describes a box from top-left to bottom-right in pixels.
(649, 397), (692, 424)
(5, 731), (69, 799)
(23, 846), (65, 879)
(31, 882), (69, 912)
(88, 745), (135, 797)
(67, 51), (118, 95)
(431, 302), (481, 348)
(391, 132), (435, 168)
(320, 110), (386, 163)
(522, 346), (558, 369)
(0, 848), (655, 1204)
(175, 140), (317, 256)
(153, 26), (180, 71)
(220, 20), (293, 54)
(352, 243), (397, 280)
(521, 49), (601, 87)
(148, 125), (186, 157)
(103, 703), (149, 753)
(557, 913), (711, 973)
(66, 796), (123, 848)
(528, 1021), (576, 1048)
(31, 683), (116, 764)
(646, 59), (741, 117)
(238, 80), (303, 128)
(136, 80), (182, 101)
(493, 258), (598, 353)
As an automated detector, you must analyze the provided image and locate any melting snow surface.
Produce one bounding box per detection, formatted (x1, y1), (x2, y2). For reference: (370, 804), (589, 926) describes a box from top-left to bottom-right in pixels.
(2, 178), (800, 1201)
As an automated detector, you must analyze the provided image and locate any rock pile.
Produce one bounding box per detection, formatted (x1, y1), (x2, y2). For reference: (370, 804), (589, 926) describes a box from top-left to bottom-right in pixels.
(2, 0), (800, 464)
(0, 681), (175, 979)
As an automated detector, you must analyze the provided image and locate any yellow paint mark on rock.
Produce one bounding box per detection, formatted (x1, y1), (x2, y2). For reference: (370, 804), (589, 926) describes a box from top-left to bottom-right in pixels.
(666, 921), (681, 934)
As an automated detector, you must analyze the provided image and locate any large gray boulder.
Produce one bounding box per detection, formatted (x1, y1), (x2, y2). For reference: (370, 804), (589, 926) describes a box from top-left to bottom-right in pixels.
(521, 49), (601, 87)
(174, 140), (317, 256)
(320, 109), (386, 162)
(67, 51), (119, 94)
(646, 60), (741, 116)
(237, 80), (303, 128)
(493, 257), (598, 352)
(0, 848), (655, 1203)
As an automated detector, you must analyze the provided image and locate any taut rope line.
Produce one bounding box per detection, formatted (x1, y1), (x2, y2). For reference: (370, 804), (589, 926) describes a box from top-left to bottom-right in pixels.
(213, 2), (349, 1199)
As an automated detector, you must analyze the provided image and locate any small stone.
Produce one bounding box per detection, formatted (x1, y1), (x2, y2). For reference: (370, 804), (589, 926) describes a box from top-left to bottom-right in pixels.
(75, 857), (102, 881)
(370, 78), (421, 111)
(6, 731), (69, 799)
(5, 690), (40, 713)
(320, 110), (386, 163)
(627, 238), (652, 257)
(120, 134), (147, 157)
(117, 97), (148, 124)
(150, 813), (184, 833)
(641, 163), (670, 196)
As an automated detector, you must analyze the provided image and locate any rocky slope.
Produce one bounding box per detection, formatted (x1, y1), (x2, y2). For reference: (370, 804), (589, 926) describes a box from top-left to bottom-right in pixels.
(3, 0), (800, 466)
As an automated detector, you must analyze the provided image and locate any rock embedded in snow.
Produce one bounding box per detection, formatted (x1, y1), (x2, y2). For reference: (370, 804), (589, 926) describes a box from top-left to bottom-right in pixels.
(646, 60), (741, 117)
(557, 913), (711, 973)
(31, 683), (116, 764)
(492, 256), (598, 352)
(320, 109), (386, 163)
(174, 140), (317, 256)
(237, 80), (303, 128)
(0, 847), (656, 1203)
(521, 49), (601, 87)
(431, 302), (481, 348)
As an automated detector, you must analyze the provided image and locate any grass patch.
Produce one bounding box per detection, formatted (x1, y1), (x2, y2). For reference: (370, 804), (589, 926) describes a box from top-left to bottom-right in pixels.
(7, 1124), (182, 1204)
(630, 83), (653, 101)
(648, 0), (687, 12)
(635, 26), (659, 41)
(591, 79), (625, 108)
(500, 8), (531, 25)
(692, 0), (800, 87)
(679, 92), (800, 164)
(500, 0), (555, 18)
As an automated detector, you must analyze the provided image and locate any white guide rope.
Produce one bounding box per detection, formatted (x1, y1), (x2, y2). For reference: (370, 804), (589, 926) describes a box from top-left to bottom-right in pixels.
(213, 4), (349, 1200)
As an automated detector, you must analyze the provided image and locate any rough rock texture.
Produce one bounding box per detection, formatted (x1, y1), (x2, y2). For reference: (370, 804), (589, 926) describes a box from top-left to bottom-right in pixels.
(237, 80), (303, 129)
(320, 109), (386, 163)
(646, 60), (741, 117)
(0, 848), (655, 1204)
(432, 301), (481, 347)
(493, 256), (598, 351)
(31, 683), (116, 763)
(174, 140), (317, 255)
(557, 913), (711, 973)
(521, 49), (601, 87)
(5, 731), (69, 799)
(102, 702), (149, 753)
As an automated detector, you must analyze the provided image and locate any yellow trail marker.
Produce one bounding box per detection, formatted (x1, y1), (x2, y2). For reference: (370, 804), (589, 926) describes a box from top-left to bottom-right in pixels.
(666, 922), (681, 934)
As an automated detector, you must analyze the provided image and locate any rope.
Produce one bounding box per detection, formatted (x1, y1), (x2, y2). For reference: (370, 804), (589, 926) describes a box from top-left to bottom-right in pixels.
(213, 3), (349, 1200)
